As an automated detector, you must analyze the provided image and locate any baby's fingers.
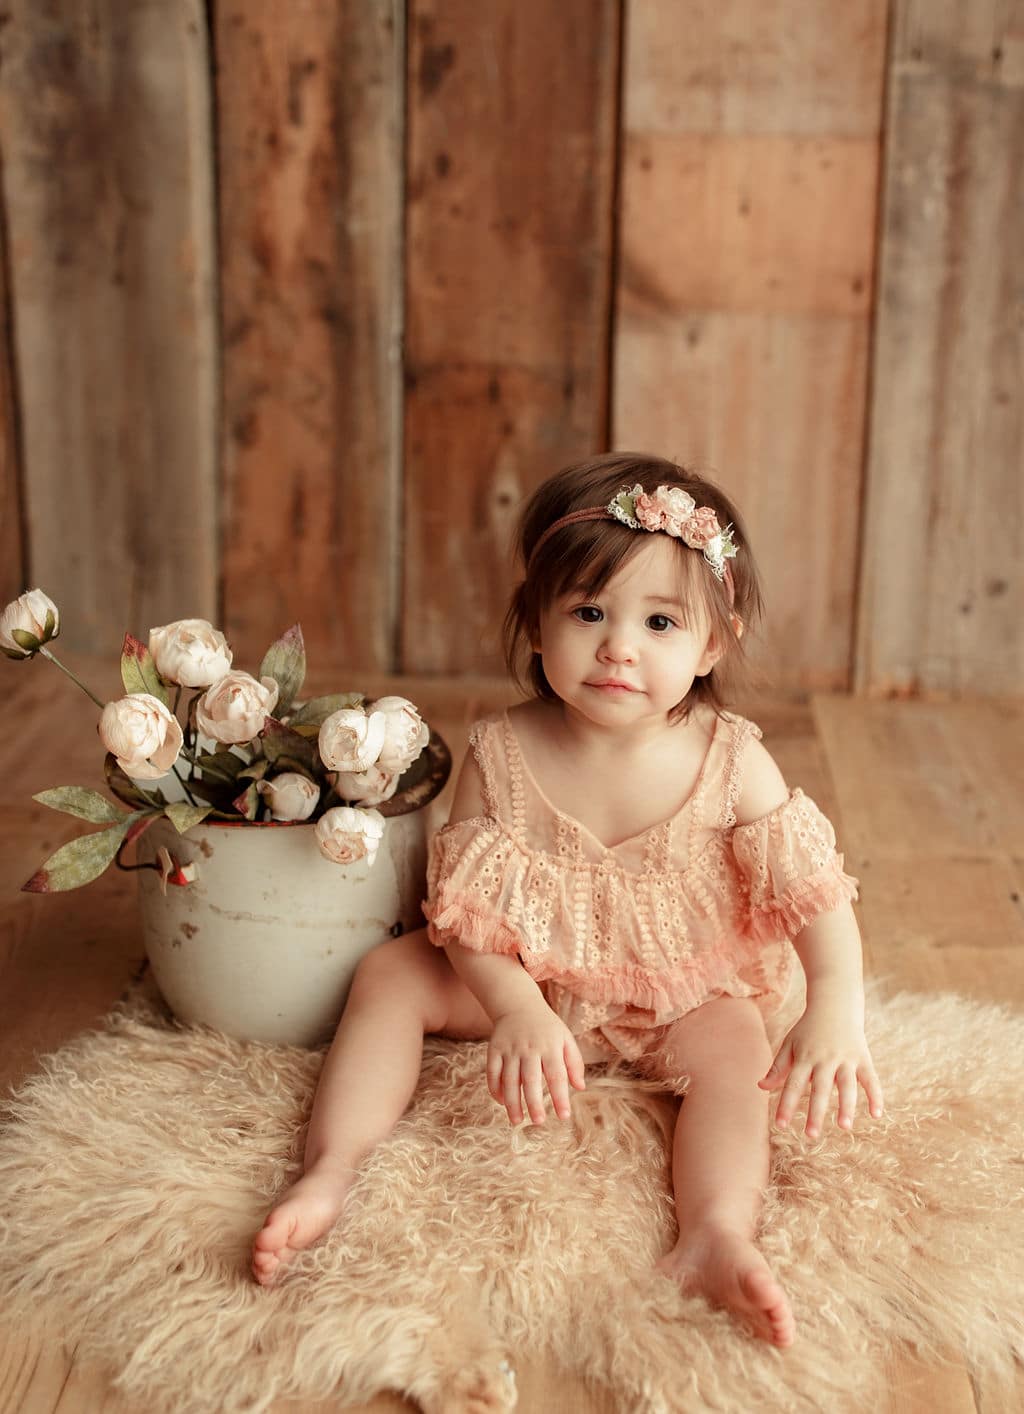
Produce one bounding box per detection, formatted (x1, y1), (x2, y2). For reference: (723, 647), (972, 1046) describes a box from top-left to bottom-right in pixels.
(565, 1040), (587, 1092)
(774, 1062), (810, 1129)
(542, 1057), (572, 1121)
(805, 1067), (835, 1139)
(836, 1064), (858, 1130)
(760, 1038), (794, 1094)
(860, 1062), (885, 1119)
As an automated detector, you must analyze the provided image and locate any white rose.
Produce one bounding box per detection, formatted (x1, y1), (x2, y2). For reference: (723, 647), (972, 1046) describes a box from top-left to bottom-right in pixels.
(256, 772), (320, 822)
(98, 693), (184, 780)
(149, 618), (233, 688)
(329, 761), (400, 807)
(0, 588), (60, 659)
(370, 695), (430, 773)
(315, 805), (386, 866)
(196, 671), (279, 744)
(318, 707), (387, 773)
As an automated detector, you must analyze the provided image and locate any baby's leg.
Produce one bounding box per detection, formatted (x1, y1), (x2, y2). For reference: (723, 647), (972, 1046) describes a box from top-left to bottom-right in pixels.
(649, 996), (795, 1348)
(251, 927), (491, 1286)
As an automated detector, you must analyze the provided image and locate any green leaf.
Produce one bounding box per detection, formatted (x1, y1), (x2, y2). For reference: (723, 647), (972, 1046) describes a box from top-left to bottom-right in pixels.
(120, 633), (171, 706)
(191, 748), (247, 783)
(104, 753), (167, 811)
(259, 623), (306, 718)
(261, 717), (316, 771)
(22, 817), (133, 893)
(237, 757), (271, 783)
(164, 801), (214, 834)
(33, 786), (127, 824)
(287, 692), (364, 728)
(11, 628), (39, 653)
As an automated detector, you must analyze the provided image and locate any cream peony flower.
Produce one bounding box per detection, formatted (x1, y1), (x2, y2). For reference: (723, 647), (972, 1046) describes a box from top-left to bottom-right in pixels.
(256, 772), (320, 822)
(370, 695), (430, 774)
(196, 671), (279, 745)
(329, 761), (400, 808)
(98, 693), (184, 780)
(315, 805), (386, 866)
(0, 588), (60, 659)
(149, 618), (233, 688)
(318, 707), (387, 774)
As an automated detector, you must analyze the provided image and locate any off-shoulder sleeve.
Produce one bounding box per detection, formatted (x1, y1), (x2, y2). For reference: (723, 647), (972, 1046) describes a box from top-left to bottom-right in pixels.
(730, 789), (859, 945)
(422, 818), (526, 957)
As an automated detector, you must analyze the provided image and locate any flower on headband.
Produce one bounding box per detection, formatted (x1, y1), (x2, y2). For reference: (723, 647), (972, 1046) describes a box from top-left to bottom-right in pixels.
(605, 483), (739, 581)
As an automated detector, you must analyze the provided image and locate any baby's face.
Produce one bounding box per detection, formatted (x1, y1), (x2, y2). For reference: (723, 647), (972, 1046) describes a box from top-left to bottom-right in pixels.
(534, 536), (722, 729)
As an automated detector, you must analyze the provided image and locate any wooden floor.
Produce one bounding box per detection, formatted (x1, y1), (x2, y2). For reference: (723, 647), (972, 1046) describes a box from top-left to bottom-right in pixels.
(1, 658), (1021, 1413)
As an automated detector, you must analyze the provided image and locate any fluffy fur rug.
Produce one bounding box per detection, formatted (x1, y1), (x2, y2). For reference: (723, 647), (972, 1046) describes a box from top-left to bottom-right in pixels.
(0, 981), (1022, 1414)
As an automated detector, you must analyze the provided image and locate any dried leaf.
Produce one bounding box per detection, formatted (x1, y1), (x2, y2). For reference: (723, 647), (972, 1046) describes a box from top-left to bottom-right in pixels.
(22, 817), (136, 893)
(33, 786), (127, 824)
(258, 624), (306, 718)
(287, 692), (364, 728)
(164, 802), (214, 834)
(120, 633), (170, 706)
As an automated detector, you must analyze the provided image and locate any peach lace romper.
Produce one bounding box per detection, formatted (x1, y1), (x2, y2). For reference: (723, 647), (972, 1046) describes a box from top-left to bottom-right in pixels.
(424, 709), (858, 1077)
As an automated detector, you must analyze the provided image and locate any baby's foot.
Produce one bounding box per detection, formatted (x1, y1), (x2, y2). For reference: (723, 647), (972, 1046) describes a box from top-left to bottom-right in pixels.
(251, 1161), (355, 1287)
(655, 1224), (795, 1348)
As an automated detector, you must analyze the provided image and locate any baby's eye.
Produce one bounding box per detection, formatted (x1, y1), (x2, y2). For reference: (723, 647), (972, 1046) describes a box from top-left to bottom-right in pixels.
(572, 605), (603, 624)
(646, 614), (676, 633)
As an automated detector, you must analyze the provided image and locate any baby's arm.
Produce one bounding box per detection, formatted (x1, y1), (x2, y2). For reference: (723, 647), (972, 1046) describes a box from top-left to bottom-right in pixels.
(735, 740), (884, 1138)
(440, 747), (586, 1124)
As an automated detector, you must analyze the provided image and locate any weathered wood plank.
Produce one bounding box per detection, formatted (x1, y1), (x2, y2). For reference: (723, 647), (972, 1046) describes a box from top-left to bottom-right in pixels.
(216, 0), (404, 671)
(0, 1320), (72, 1414)
(0, 0), (218, 654)
(614, 1), (889, 699)
(855, 1), (1024, 695)
(0, 180), (24, 614)
(402, 0), (620, 673)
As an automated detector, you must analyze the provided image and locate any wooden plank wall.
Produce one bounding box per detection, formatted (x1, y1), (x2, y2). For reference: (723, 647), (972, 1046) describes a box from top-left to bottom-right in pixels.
(216, 0), (404, 671)
(403, 0), (620, 673)
(0, 185), (23, 613)
(856, 0), (1024, 697)
(0, 1), (1020, 696)
(0, 0), (218, 653)
(614, 0), (889, 695)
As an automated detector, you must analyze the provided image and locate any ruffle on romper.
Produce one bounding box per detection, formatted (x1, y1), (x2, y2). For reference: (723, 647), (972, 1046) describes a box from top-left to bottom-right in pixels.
(424, 788), (859, 1023)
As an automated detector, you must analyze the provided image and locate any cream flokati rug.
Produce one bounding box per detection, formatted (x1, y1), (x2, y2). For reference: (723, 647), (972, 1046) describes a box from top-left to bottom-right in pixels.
(0, 983), (1022, 1414)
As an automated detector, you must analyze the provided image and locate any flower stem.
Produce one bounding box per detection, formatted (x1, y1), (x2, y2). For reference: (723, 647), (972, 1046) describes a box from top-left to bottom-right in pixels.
(172, 763), (199, 806)
(37, 647), (106, 710)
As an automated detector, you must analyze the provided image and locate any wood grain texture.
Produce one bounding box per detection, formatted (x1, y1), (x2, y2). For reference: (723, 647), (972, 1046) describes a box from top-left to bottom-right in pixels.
(216, 0), (404, 671)
(0, 0), (218, 654)
(0, 174), (24, 613)
(614, 0), (889, 698)
(402, 0), (620, 673)
(856, 0), (1024, 696)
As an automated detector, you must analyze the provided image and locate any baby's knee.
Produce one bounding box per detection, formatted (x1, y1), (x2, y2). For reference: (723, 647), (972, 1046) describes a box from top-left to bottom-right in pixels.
(346, 930), (446, 1024)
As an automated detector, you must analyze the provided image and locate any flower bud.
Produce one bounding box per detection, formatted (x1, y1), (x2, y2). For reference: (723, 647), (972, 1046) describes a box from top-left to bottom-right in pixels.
(196, 671), (279, 745)
(149, 618), (233, 688)
(99, 694), (184, 780)
(318, 707), (387, 774)
(0, 589), (60, 659)
(256, 771), (320, 822)
(314, 805), (385, 866)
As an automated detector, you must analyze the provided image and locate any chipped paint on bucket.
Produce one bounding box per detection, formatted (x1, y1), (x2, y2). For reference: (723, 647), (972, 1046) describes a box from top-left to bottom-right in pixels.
(137, 810), (429, 1046)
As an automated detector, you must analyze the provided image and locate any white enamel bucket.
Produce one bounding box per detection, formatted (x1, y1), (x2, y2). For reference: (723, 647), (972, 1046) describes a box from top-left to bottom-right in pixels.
(136, 809), (429, 1047)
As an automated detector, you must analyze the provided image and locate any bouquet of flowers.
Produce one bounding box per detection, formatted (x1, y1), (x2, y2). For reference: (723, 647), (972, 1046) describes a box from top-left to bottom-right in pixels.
(3, 589), (445, 894)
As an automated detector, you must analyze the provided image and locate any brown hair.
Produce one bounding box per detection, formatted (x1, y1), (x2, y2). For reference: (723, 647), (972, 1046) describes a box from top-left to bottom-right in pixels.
(502, 452), (764, 722)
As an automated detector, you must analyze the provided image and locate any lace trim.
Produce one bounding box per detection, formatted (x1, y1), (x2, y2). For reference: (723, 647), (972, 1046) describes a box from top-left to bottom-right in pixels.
(426, 885), (770, 1014)
(468, 720), (500, 819)
(742, 856), (859, 945)
(721, 716), (764, 829)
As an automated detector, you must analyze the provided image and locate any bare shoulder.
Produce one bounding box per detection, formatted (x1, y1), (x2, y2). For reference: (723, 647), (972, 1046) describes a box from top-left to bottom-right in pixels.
(732, 727), (790, 826)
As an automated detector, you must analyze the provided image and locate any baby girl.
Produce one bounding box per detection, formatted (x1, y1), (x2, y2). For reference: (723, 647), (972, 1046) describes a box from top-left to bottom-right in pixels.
(252, 451), (883, 1350)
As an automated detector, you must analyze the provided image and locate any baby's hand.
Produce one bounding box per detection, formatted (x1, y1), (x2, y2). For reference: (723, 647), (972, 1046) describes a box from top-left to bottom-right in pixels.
(759, 1001), (884, 1139)
(487, 1003), (586, 1125)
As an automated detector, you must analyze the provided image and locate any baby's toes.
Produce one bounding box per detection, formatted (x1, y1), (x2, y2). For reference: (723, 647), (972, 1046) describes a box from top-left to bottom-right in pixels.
(251, 1248), (282, 1286)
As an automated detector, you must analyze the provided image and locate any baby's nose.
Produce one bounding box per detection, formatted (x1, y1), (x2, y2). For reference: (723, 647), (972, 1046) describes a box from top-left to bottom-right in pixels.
(599, 634), (637, 664)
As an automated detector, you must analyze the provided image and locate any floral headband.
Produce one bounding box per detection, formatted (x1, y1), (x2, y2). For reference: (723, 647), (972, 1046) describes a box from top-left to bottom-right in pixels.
(528, 483), (740, 605)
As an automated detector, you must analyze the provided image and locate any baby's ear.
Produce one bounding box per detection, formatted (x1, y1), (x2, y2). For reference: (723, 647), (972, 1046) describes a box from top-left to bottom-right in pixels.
(730, 613), (744, 641)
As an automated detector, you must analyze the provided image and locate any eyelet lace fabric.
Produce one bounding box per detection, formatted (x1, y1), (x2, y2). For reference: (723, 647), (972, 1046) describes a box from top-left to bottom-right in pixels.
(424, 710), (858, 1065)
